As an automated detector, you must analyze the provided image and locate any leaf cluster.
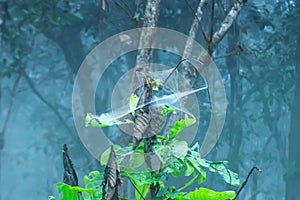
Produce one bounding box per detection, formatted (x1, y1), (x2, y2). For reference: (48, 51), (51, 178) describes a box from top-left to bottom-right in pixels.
(51, 114), (240, 200)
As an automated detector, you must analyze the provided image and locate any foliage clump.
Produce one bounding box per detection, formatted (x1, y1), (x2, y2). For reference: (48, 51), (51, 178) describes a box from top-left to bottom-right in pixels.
(50, 114), (240, 200)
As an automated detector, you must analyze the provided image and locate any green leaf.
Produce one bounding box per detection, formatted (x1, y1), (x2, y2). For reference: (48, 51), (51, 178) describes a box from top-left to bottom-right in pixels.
(157, 135), (165, 143)
(198, 173), (206, 185)
(168, 115), (196, 141)
(187, 143), (239, 186)
(154, 140), (187, 166)
(135, 184), (150, 200)
(175, 195), (190, 200)
(129, 93), (139, 116)
(171, 140), (188, 160)
(189, 188), (236, 200)
(55, 183), (95, 200)
(159, 187), (187, 200)
(185, 156), (206, 181)
(184, 159), (195, 177)
(154, 144), (173, 165)
(178, 173), (198, 192)
(129, 152), (145, 168)
(164, 159), (184, 175)
(48, 196), (56, 200)
(85, 113), (134, 128)
(158, 105), (174, 117)
(100, 145), (122, 166)
(127, 170), (155, 186)
(83, 171), (103, 199)
(206, 161), (240, 187)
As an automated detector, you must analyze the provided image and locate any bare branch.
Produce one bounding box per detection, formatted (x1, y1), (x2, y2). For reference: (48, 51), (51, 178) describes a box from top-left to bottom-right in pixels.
(211, 0), (247, 51)
(0, 72), (21, 149)
(183, 0), (207, 59)
(234, 166), (262, 200)
(131, 0), (161, 90)
(20, 68), (73, 134)
(136, 0), (161, 68)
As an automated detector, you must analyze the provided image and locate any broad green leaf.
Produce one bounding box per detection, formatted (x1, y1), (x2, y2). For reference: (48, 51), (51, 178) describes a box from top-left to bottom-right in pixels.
(154, 140), (187, 166)
(185, 156), (206, 181)
(206, 161), (240, 187)
(55, 183), (95, 200)
(129, 152), (145, 168)
(164, 159), (184, 175)
(198, 173), (206, 185)
(135, 184), (150, 200)
(189, 188), (236, 200)
(101, 144), (145, 169)
(129, 93), (139, 116)
(154, 144), (173, 164)
(160, 187), (187, 200)
(100, 145), (122, 166)
(171, 140), (188, 160)
(84, 171), (102, 186)
(184, 159), (195, 177)
(175, 195), (190, 200)
(187, 143), (239, 186)
(85, 113), (134, 128)
(83, 171), (103, 199)
(48, 196), (56, 200)
(168, 115), (196, 141)
(127, 170), (155, 186)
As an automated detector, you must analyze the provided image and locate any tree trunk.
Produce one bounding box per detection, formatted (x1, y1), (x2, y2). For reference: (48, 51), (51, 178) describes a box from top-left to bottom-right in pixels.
(226, 21), (243, 173)
(285, 32), (300, 200)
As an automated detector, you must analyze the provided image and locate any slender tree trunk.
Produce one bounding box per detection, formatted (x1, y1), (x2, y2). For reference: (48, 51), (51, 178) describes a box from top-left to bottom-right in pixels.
(285, 32), (300, 200)
(130, 1), (161, 199)
(227, 21), (242, 173)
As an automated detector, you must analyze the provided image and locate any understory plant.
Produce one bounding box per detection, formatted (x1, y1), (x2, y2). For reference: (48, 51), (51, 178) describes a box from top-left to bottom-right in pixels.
(49, 112), (241, 200)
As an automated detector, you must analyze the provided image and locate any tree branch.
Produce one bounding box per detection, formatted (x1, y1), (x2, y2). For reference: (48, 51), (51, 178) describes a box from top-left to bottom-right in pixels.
(211, 0), (247, 51)
(183, 0), (207, 60)
(0, 72), (21, 150)
(234, 166), (262, 200)
(131, 0), (161, 90)
(19, 68), (73, 134)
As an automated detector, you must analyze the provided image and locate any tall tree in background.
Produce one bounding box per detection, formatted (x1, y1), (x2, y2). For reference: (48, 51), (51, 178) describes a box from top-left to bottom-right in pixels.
(286, 0), (300, 196)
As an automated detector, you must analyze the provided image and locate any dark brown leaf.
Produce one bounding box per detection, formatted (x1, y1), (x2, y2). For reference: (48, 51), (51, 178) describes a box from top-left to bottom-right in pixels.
(102, 146), (121, 200)
(62, 144), (78, 186)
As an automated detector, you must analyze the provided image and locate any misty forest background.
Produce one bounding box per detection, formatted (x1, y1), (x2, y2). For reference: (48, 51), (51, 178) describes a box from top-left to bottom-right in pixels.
(0, 0), (299, 199)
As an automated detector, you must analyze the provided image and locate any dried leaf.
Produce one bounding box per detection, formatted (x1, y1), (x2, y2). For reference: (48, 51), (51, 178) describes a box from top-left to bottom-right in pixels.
(62, 144), (78, 186)
(102, 146), (121, 200)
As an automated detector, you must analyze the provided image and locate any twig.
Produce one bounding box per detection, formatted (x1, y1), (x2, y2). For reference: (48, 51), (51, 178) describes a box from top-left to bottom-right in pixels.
(19, 68), (73, 134)
(183, 0), (208, 43)
(234, 166), (262, 200)
(208, 0), (215, 55)
(0, 72), (22, 149)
